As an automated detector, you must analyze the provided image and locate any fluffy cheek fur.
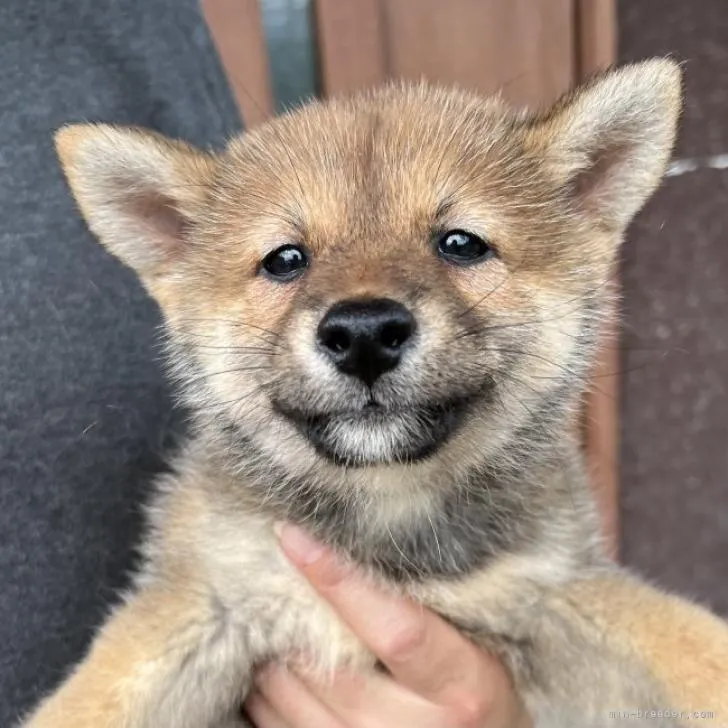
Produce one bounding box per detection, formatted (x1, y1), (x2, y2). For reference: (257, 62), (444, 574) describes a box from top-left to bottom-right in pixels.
(162, 250), (594, 493)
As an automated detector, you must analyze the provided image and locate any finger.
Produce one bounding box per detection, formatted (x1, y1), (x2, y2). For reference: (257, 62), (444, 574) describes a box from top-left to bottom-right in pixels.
(277, 524), (503, 713)
(254, 664), (345, 728)
(295, 665), (448, 728)
(245, 692), (291, 728)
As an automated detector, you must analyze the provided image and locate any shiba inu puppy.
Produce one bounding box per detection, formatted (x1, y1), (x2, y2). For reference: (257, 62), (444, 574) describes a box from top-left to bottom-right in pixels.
(21, 59), (728, 727)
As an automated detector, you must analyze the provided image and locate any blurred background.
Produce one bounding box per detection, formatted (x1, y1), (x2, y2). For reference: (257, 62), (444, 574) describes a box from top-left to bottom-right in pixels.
(202, 0), (728, 614)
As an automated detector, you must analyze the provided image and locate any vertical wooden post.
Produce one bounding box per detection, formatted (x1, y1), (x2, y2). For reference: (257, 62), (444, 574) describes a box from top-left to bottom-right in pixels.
(576, 0), (617, 78)
(201, 0), (275, 128)
(313, 0), (387, 96)
(314, 0), (575, 108)
(379, 0), (574, 107)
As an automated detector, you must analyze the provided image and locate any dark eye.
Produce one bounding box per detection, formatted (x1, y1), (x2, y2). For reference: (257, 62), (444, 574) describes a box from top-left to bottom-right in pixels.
(437, 230), (494, 265)
(261, 244), (308, 282)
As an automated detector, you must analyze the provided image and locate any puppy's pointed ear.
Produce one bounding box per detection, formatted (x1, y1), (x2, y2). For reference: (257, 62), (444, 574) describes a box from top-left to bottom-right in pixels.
(55, 124), (218, 280)
(525, 59), (682, 232)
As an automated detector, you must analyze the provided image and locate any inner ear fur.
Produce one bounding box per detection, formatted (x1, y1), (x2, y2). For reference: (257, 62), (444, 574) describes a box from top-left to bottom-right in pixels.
(522, 59), (682, 233)
(55, 124), (218, 279)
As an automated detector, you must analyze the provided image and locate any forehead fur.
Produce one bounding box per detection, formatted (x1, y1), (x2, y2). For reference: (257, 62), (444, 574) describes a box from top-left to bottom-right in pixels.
(227, 82), (518, 182)
(207, 84), (564, 271)
(229, 84), (526, 197)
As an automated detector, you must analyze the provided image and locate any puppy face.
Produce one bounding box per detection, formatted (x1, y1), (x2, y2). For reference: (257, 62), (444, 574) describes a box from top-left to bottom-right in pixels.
(55, 61), (680, 491)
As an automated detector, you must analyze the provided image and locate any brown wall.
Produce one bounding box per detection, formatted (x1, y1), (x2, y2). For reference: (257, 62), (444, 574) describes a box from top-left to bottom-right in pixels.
(619, 0), (728, 616)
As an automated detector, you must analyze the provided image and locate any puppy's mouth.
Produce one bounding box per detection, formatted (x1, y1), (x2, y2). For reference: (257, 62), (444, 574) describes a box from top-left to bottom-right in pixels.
(273, 396), (471, 466)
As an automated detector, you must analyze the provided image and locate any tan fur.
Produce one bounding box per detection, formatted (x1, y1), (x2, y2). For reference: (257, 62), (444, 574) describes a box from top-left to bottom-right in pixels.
(21, 60), (728, 728)
(565, 577), (728, 720)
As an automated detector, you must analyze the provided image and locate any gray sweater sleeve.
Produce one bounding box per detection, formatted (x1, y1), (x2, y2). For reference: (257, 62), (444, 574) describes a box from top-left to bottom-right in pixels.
(0, 1), (240, 722)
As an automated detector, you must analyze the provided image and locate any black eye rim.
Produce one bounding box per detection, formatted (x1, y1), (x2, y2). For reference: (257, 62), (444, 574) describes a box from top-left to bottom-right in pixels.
(436, 228), (496, 267)
(260, 243), (310, 282)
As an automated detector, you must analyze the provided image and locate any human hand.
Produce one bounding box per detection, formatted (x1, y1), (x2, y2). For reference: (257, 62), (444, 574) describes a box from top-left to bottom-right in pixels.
(245, 524), (532, 728)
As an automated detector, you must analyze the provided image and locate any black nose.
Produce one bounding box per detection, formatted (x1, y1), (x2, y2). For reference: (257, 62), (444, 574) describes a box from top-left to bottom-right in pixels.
(317, 298), (416, 385)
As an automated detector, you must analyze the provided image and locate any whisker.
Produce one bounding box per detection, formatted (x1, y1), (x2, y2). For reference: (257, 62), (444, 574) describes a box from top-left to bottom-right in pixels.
(183, 317), (281, 338)
(454, 268), (620, 338)
(456, 258), (523, 321)
(177, 365), (274, 390)
(184, 343), (281, 354)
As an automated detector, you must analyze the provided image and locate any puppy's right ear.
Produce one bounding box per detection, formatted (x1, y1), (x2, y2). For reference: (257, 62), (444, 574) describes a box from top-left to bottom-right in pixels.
(55, 124), (218, 281)
(523, 59), (682, 234)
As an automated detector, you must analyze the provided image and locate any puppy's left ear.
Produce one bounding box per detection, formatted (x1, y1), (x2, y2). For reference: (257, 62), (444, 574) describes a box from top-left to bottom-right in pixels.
(55, 124), (218, 282)
(525, 59), (682, 232)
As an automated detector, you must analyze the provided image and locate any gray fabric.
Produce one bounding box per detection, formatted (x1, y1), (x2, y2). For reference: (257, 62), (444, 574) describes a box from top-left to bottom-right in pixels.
(0, 1), (241, 722)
